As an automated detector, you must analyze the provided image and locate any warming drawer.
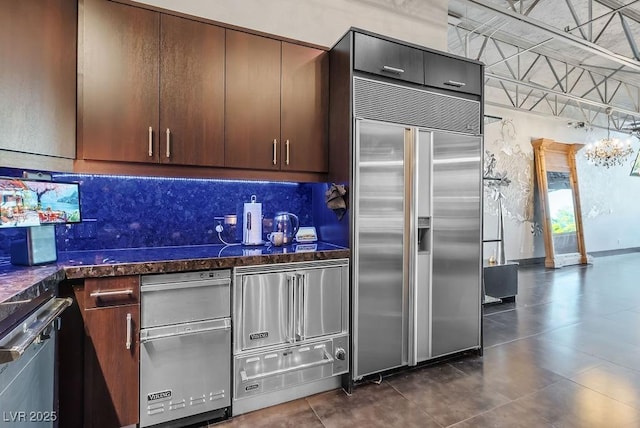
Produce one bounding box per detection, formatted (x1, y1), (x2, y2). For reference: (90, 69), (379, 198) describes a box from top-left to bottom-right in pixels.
(141, 270), (230, 328)
(234, 336), (348, 400)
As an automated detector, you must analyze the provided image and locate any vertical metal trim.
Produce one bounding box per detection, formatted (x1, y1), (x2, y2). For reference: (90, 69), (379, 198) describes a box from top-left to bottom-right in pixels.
(407, 128), (417, 366)
(352, 118), (361, 380)
(402, 128), (417, 365)
(427, 131), (434, 359)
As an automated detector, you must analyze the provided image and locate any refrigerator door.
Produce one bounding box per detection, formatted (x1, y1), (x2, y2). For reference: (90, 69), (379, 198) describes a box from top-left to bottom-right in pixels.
(241, 272), (293, 351)
(299, 267), (344, 340)
(431, 131), (482, 358)
(354, 119), (409, 379)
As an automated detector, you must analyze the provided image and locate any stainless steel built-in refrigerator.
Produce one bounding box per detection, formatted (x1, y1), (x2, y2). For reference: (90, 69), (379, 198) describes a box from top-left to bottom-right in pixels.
(353, 119), (482, 380)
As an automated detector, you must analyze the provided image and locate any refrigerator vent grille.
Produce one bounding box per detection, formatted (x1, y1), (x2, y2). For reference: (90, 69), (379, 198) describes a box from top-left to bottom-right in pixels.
(353, 78), (480, 134)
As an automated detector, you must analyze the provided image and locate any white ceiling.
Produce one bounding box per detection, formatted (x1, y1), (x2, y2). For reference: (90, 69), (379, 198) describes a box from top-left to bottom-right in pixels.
(447, 0), (640, 131)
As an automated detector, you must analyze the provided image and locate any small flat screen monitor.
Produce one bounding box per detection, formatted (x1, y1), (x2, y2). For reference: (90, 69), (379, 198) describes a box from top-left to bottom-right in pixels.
(0, 177), (81, 228)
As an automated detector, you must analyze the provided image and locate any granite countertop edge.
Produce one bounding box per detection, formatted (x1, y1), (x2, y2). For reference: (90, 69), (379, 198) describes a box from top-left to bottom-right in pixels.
(62, 248), (351, 279)
(0, 245), (350, 305)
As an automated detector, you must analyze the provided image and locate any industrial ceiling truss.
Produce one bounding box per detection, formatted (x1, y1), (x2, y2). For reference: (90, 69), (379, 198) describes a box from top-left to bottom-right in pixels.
(448, 0), (640, 132)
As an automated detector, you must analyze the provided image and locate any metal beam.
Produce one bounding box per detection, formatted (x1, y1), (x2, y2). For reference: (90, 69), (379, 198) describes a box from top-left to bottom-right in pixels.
(564, 0), (589, 40)
(485, 71), (640, 118)
(465, 0), (640, 72)
(619, 13), (640, 61)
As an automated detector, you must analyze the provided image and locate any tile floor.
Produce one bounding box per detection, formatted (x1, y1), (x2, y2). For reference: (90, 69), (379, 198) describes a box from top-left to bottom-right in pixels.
(213, 253), (640, 427)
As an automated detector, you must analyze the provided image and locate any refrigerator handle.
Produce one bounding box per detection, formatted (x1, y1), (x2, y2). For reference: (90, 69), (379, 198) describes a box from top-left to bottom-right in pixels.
(295, 273), (307, 341)
(288, 274), (296, 344)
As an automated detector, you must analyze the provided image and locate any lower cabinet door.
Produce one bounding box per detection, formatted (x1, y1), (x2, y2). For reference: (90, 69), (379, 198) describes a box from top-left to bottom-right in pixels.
(300, 267), (343, 340)
(83, 304), (139, 428)
(241, 273), (292, 351)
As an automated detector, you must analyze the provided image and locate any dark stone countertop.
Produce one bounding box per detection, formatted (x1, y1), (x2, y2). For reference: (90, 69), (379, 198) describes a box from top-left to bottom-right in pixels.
(0, 242), (350, 306)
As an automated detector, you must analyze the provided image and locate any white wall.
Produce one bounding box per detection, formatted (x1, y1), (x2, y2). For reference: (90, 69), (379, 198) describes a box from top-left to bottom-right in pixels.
(132, 0), (448, 50)
(484, 104), (640, 261)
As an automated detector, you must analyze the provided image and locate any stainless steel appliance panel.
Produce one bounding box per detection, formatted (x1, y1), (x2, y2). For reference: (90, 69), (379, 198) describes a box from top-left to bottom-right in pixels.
(141, 270), (230, 328)
(299, 267), (343, 340)
(415, 130), (433, 363)
(0, 332), (55, 428)
(234, 337), (347, 400)
(139, 318), (231, 427)
(241, 272), (292, 350)
(431, 131), (482, 357)
(354, 120), (407, 378)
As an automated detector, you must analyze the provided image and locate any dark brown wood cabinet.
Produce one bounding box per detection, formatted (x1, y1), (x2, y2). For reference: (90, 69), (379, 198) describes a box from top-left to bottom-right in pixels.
(281, 43), (329, 173)
(80, 0), (225, 167)
(225, 30), (282, 170)
(226, 30), (328, 172)
(0, 0), (76, 159)
(159, 14), (225, 166)
(77, 276), (140, 428)
(80, 0), (159, 163)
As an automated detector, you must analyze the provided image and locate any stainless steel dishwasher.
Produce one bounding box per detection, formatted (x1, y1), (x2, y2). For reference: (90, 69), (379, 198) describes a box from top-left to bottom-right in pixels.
(139, 270), (231, 428)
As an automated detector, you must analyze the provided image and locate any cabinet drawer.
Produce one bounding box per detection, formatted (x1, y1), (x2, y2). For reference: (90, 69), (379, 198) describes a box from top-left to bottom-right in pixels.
(84, 276), (140, 309)
(353, 32), (424, 85)
(424, 52), (483, 95)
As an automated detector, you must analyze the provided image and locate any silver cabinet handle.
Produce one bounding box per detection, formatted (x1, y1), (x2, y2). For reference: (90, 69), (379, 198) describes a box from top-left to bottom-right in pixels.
(0, 298), (72, 364)
(382, 65), (405, 74)
(272, 139), (278, 165)
(166, 128), (171, 158)
(89, 289), (133, 299)
(288, 275), (295, 344)
(140, 323), (230, 343)
(444, 80), (466, 87)
(148, 126), (153, 156)
(125, 313), (132, 350)
(239, 350), (333, 383)
(285, 140), (290, 165)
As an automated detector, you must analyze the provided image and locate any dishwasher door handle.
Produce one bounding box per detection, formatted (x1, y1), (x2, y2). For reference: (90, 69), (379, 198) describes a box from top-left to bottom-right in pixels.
(0, 297), (72, 364)
(239, 350), (334, 383)
(140, 322), (230, 344)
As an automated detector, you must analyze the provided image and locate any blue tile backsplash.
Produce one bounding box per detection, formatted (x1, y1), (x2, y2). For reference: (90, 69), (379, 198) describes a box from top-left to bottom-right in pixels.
(0, 167), (348, 257)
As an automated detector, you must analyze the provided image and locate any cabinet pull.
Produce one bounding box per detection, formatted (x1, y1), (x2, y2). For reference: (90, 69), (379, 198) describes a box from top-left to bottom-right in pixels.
(272, 139), (278, 165)
(287, 275), (295, 344)
(444, 80), (466, 87)
(125, 313), (132, 350)
(166, 128), (171, 158)
(148, 126), (153, 157)
(382, 65), (405, 74)
(285, 140), (290, 165)
(90, 289), (133, 299)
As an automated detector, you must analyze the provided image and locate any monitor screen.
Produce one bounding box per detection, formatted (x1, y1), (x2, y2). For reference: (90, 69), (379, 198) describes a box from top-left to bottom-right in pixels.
(0, 178), (81, 228)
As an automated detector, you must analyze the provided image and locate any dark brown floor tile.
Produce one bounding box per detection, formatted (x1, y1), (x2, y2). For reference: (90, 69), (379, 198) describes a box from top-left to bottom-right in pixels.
(307, 382), (441, 428)
(450, 401), (554, 428)
(515, 379), (640, 428)
(571, 362), (640, 410)
(388, 365), (510, 426)
(212, 398), (323, 428)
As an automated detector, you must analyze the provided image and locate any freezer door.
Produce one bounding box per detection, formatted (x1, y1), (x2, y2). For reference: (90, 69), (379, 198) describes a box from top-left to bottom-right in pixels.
(241, 272), (293, 350)
(431, 131), (482, 357)
(354, 120), (408, 379)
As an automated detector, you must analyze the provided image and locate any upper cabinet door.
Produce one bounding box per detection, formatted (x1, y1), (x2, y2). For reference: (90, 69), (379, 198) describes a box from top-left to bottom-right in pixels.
(353, 32), (424, 85)
(281, 43), (329, 173)
(159, 15), (225, 166)
(424, 52), (483, 96)
(81, 0), (159, 163)
(225, 30), (281, 170)
(0, 0), (76, 159)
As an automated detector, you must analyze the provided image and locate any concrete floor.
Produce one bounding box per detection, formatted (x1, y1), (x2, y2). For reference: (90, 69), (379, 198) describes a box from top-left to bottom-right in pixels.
(214, 253), (640, 427)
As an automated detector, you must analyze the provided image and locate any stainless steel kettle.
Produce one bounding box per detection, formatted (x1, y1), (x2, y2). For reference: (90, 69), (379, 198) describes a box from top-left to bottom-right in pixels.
(273, 212), (299, 244)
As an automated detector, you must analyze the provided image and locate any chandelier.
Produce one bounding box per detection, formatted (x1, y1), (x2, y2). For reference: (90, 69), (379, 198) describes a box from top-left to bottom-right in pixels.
(585, 108), (634, 168)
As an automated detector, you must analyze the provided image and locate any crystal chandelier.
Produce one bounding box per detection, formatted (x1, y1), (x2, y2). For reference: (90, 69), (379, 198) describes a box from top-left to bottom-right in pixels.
(585, 108), (634, 168)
